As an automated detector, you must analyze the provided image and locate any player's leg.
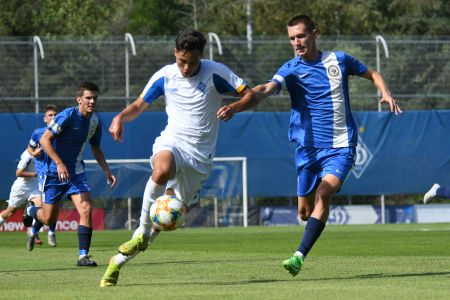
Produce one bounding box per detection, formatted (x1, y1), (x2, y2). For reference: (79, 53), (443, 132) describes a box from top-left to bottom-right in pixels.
(25, 173), (65, 226)
(137, 150), (176, 235)
(3, 181), (28, 225)
(27, 194), (44, 249)
(71, 191), (97, 267)
(283, 146), (320, 275)
(0, 205), (18, 225)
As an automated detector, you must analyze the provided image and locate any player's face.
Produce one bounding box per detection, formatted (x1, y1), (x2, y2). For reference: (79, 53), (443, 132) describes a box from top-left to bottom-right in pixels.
(43, 110), (57, 125)
(77, 90), (97, 116)
(287, 23), (318, 60)
(174, 49), (202, 77)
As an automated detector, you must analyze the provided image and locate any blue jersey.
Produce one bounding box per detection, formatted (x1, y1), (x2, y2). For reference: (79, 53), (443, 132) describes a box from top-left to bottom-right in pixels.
(28, 126), (50, 176)
(272, 51), (368, 148)
(47, 106), (101, 175)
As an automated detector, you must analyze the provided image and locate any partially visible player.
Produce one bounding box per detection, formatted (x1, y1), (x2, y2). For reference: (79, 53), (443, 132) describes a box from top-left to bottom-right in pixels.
(100, 29), (257, 287)
(0, 149), (42, 250)
(26, 105), (59, 248)
(24, 82), (117, 267)
(424, 183), (450, 203)
(252, 15), (401, 277)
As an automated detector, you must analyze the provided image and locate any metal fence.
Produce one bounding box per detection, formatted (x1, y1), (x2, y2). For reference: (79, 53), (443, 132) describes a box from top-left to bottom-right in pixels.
(1, 35), (449, 113)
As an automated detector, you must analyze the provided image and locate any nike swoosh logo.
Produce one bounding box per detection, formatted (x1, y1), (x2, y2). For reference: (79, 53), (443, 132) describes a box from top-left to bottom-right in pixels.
(299, 73), (309, 79)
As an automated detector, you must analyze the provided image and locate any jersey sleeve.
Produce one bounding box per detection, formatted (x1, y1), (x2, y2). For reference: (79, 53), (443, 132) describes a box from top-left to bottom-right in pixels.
(212, 62), (247, 96)
(140, 68), (165, 104)
(345, 53), (368, 75)
(48, 109), (70, 136)
(89, 118), (102, 147)
(271, 62), (291, 94)
(17, 151), (32, 170)
(29, 130), (40, 148)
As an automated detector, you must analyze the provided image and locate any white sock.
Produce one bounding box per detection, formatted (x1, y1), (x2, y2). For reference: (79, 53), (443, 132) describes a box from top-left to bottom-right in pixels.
(148, 228), (160, 245)
(0, 214), (4, 226)
(139, 178), (165, 232)
(48, 231), (55, 235)
(294, 251), (305, 260)
(114, 251), (140, 267)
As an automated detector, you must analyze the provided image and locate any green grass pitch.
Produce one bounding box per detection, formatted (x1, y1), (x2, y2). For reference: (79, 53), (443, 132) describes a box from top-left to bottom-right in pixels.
(1, 224), (450, 299)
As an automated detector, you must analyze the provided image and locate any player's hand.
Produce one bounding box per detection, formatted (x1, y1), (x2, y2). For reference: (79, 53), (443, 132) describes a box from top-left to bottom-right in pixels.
(217, 105), (235, 121)
(109, 116), (124, 142)
(380, 94), (402, 115)
(31, 148), (43, 157)
(106, 173), (117, 188)
(56, 162), (69, 182)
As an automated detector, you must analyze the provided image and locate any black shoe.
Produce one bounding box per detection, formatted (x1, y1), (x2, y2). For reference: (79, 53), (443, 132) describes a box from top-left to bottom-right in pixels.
(77, 255), (97, 267)
(22, 201), (35, 227)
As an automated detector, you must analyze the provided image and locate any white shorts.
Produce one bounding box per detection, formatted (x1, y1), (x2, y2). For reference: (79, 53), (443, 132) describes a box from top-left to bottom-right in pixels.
(7, 180), (41, 208)
(151, 135), (211, 205)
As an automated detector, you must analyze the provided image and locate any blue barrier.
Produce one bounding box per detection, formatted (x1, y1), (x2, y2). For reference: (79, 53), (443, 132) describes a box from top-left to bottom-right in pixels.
(1, 110), (449, 198)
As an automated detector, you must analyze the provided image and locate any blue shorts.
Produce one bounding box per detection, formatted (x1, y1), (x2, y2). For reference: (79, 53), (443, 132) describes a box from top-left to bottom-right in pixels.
(42, 172), (91, 204)
(295, 146), (356, 197)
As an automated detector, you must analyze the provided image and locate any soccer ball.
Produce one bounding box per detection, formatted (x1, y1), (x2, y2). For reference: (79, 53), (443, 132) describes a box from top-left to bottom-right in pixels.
(149, 195), (186, 231)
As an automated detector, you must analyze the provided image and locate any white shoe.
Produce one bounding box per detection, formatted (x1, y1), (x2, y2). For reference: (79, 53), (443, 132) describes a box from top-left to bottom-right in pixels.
(424, 183), (440, 204)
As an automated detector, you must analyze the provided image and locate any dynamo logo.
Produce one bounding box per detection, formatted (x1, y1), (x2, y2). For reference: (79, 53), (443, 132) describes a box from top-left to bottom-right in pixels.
(352, 135), (373, 179)
(328, 206), (349, 224)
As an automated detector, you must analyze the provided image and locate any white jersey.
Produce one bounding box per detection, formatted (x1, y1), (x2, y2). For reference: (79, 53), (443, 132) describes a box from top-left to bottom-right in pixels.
(141, 59), (247, 164)
(15, 150), (38, 186)
(7, 150), (40, 208)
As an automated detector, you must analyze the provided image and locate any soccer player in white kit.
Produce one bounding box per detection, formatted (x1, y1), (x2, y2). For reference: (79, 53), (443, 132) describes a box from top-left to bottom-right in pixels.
(100, 29), (258, 287)
(0, 149), (42, 244)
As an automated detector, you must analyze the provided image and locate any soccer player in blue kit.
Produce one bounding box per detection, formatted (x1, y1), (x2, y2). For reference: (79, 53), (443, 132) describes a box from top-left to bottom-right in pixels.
(252, 15), (402, 277)
(24, 82), (117, 267)
(25, 105), (59, 249)
(100, 30), (257, 287)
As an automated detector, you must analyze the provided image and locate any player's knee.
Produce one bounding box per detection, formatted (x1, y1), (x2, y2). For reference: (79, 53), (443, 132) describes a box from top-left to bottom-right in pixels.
(151, 167), (171, 184)
(78, 205), (92, 220)
(298, 209), (311, 221)
(41, 214), (56, 226)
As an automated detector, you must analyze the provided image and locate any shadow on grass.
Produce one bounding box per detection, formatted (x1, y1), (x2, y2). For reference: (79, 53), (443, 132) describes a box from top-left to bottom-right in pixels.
(118, 271), (450, 287)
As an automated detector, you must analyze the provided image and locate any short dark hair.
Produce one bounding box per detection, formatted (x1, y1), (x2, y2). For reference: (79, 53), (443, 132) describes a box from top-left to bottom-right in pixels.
(175, 30), (206, 54)
(44, 104), (58, 113)
(77, 81), (99, 97)
(287, 15), (317, 33)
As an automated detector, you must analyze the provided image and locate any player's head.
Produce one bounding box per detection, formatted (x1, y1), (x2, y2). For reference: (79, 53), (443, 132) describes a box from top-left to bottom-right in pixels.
(287, 15), (319, 60)
(43, 105), (58, 125)
(173, 30), (206, 77)
(76, 81), (99, 115)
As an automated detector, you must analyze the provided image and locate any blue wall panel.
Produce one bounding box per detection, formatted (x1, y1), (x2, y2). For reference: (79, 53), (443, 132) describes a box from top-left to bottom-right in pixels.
(0, 110), (449, 198)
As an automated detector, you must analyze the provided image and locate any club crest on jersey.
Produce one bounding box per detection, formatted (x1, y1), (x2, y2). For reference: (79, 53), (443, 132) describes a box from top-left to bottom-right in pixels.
(327, 65), (340, 78)
(197, 81), (206, 93)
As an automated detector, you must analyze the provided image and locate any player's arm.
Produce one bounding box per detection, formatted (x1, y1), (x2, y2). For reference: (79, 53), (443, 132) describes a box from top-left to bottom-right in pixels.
(40, 129), (69, 181)
(217, 87), (257, 121)
(252, 81), (279, 102)
(360, 69), (402, 114)
(90, 144), (117, 188)
(109, 97), (149, 142)
(16, 167), (37, 178)
(27, 145), (43, 157)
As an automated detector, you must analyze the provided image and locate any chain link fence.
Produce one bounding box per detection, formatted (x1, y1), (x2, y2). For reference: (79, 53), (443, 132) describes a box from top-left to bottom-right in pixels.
(1, 35), (449, 113)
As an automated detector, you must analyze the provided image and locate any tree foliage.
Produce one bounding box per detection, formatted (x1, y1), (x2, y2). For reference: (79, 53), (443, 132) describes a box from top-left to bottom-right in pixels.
(0, 0), (448, 37)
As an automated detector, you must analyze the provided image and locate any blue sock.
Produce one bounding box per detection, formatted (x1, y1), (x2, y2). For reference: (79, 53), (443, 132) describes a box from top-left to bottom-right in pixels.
(28, 206), (41, 220)
(32, 220), (44, 236)
(437, 186), (450, 199)
(78, 225), (92, 256)
(49, 222), (56, 233)
(298, 217), (325, 258)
